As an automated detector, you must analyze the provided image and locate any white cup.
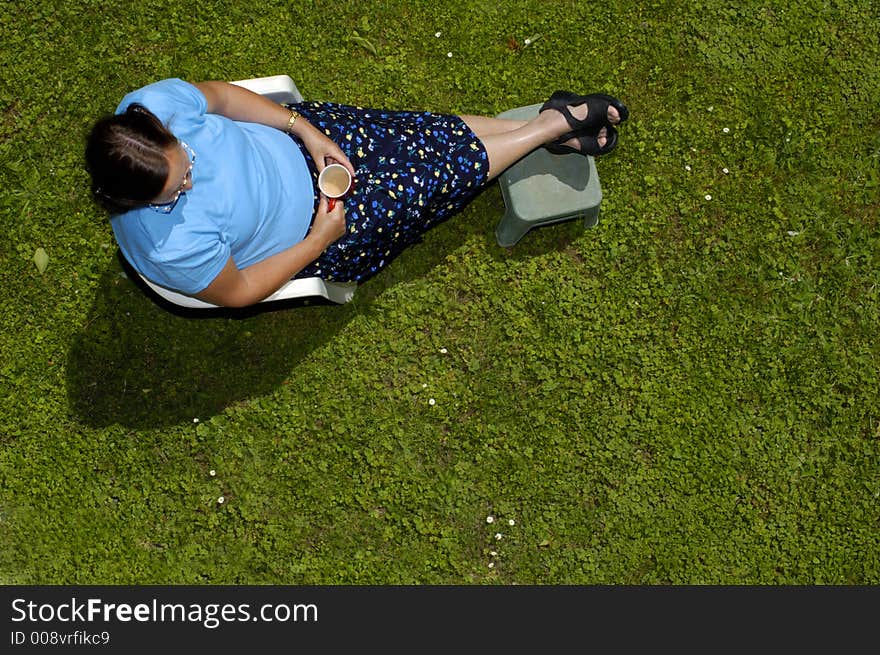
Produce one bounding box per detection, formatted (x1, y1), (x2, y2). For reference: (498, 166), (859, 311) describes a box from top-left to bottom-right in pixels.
(318, 163), (352, 210)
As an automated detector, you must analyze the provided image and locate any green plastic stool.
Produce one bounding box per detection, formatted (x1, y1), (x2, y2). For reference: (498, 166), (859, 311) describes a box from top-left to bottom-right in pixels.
(494, 103), (602, 247)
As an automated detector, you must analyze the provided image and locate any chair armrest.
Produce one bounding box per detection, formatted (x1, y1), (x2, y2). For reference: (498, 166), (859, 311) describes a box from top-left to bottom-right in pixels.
(140, 273), (355, 307)
(230, 74), (303, 104)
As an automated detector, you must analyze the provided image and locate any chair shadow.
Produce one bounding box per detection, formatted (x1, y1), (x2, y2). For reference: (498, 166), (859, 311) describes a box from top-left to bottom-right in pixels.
(65, 255), (350, 430)
(65, 185), (509, 430)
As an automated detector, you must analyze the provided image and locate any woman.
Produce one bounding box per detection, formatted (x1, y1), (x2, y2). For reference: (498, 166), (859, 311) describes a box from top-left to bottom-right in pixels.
(86, 79), (627, 308)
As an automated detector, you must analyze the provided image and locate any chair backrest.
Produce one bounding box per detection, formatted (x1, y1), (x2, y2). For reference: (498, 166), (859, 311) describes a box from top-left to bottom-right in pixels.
(127, 74), (356, 308)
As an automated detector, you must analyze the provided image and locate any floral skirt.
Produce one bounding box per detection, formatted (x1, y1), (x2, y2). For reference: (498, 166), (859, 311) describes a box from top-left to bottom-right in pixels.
(286, 102), (489, 282)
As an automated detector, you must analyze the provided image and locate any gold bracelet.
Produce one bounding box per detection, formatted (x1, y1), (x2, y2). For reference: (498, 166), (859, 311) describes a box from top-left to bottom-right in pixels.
(285, 109), (300, 133)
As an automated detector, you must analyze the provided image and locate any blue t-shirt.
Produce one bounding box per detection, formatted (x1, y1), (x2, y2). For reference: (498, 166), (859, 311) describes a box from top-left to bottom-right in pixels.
(110, 78), (313, 294)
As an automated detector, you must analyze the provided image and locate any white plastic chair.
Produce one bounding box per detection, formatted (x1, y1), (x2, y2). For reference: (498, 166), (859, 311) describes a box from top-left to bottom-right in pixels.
(131, 74), (357, 308)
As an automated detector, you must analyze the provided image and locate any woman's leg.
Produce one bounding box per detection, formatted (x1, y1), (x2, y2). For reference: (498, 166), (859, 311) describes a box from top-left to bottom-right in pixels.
(461, 103), (618, 182)
(458, 115), (527, 137)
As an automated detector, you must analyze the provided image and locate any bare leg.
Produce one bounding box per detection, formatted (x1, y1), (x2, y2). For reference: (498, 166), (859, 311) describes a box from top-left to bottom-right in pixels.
(461, 108), (611, 181)
(459, 114), (527, 138)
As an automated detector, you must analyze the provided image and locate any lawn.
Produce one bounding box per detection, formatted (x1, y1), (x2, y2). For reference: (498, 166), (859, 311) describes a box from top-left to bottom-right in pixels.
(1, 0), (878, 584)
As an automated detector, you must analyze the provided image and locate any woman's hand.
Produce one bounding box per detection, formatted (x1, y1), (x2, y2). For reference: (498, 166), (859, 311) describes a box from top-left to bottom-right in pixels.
(299, 124), (357, 179)
(308, 194), (347, 251)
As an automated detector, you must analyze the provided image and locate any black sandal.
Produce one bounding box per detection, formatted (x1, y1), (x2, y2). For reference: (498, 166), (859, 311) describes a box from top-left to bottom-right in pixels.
(546, 125), (618, 157)
(539, 91), (629, 132)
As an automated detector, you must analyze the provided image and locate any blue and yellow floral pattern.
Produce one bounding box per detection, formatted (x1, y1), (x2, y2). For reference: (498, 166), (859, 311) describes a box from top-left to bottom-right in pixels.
(286, 102), (489, 282)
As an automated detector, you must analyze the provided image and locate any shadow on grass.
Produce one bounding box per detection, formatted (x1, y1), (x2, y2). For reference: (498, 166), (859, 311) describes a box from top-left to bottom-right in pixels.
(65, 187), (530, 430)
(65, 252), (359, 430)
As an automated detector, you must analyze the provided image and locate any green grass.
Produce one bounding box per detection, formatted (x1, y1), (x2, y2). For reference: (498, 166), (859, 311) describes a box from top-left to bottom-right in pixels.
(1, 0), (879, 584)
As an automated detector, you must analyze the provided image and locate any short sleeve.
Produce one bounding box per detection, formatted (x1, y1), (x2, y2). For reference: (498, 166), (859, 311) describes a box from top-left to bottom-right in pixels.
(154, 233), (230, 294)
(115, 78), (208, 132)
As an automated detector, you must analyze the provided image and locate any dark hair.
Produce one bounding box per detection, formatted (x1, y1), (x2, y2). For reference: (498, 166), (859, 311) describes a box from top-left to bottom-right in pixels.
(85, 103), (178, 214)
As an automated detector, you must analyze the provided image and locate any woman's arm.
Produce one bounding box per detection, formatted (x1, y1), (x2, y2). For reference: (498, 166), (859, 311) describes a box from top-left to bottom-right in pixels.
(193, 81), (355, 177)
(195, 195), (346, 308)
(189, 81), (352, 307)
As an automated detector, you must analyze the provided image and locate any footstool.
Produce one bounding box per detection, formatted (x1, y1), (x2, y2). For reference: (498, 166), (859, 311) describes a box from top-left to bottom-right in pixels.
(494, 103), (602, 248)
